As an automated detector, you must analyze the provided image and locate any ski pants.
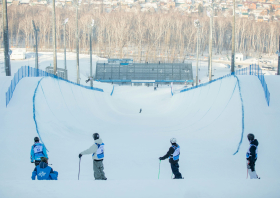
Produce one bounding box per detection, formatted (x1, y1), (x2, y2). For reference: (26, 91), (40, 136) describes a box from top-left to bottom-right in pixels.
(248, 159), (258, 179)
(170, 162), (182, 179)
(248, 159), (257, 172)
(93, 160), (106, 180)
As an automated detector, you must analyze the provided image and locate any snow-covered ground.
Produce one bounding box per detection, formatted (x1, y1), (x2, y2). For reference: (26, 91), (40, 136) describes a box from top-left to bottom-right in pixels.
(0, 52), (280, 198)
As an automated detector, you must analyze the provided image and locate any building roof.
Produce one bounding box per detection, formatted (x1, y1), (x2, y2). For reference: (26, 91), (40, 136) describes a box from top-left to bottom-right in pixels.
(20, 0), (30, 3)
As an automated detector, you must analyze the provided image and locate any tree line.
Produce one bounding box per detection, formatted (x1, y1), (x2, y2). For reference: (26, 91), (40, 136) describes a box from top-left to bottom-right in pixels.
(1, 4), (279, 63)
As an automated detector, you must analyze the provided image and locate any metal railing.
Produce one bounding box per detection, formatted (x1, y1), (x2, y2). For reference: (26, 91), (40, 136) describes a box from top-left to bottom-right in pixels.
(6, 66), (103, 107)
(96, 62), (193, 82)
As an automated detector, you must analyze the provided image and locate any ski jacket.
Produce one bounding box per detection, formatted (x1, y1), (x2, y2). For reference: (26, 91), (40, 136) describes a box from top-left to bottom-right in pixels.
(246, 139), (258, 162)
(161, 143), (180, 164)
(80, 138), (104, 161)
(31, 162), (58, 180)
(30, 142), (48, 162)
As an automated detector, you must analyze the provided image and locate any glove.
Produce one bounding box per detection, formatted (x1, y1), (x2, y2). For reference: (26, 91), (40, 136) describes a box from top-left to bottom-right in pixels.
(159, 157), (163, 160)
(247, 160), (250, 169)
(79, 154), (82, 158)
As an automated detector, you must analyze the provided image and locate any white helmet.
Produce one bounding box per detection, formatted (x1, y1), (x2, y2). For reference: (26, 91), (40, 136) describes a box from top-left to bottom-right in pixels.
(170, 138), (176, 144)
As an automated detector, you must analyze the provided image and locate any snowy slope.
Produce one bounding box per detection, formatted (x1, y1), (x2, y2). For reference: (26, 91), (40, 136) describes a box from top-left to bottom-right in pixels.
(0, 74), (280, 198)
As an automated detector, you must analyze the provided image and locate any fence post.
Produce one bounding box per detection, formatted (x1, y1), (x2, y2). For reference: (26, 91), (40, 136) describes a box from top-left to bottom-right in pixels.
(249, 65), (250, 75)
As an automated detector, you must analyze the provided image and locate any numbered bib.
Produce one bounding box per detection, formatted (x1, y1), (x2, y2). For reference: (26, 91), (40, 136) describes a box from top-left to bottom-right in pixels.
(34, 145), (43, 154)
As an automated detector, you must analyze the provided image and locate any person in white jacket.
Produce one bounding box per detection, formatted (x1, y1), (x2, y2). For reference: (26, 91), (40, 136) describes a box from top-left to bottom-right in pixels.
(79, 133), (107, 180)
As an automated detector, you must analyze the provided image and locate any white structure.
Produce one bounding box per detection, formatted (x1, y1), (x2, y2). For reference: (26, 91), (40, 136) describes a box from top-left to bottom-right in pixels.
(235, 53), (243, 61)
(175, 0), (185, 3)
(10, 49), (26, 60)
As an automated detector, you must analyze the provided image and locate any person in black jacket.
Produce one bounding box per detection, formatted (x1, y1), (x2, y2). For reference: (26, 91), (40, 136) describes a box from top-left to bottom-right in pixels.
(246, 133), (259, 179)
(159, 138), (183, 179)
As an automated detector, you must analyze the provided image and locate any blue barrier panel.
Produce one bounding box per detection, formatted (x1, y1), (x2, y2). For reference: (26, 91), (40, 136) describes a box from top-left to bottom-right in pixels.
(180, 73), (231, 93)
(232, 76), (245, 155)
(6, 66), (104, 107)
(97, 79), (194, 83)
(32, 77), (48, 151)
(110, 86), (115, 96)
(97, 79), (131, 83)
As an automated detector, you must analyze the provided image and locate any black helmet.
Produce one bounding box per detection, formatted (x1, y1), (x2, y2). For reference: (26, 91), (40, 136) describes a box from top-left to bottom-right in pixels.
(247, 133), (255, 141)
(93, 133), (99, 140)
(34, 137), (39, 142)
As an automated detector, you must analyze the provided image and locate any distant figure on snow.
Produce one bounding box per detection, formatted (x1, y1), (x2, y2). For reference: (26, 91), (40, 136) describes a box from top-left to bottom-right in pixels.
(30, 137), (48, 166)
(85, 77), (93, 83)
(139, 108), (142, 113)
(31, 157), (58, 180)
(246, 133), (260, 179)
(79, 133), (107, 180)
(159, 138), (183, 179)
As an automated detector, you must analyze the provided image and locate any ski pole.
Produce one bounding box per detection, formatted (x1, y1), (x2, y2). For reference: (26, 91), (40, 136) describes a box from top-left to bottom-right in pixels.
(78, 158), (81, 180)
(246, 160), (248, 179)
(158, 160), (161, 179)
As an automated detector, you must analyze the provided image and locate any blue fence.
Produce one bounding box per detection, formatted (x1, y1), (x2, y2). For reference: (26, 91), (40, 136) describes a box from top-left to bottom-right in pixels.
(236, 64), (270, 106)
(97, 79), (193, 83)
(180, 64), (270, 106)
(6, 66), (104, 107)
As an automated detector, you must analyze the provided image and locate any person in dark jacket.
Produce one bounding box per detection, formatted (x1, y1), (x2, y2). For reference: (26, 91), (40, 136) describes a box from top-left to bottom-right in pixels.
(159, 138), (183, 179)
(32, 157), (58, 180)
(246, 133), (259, 179)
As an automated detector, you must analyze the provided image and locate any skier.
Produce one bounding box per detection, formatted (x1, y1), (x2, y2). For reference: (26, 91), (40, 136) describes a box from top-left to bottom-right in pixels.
(79, 133), (107, 180)
(159, 138), (183, 179)
(30, 137), (48, 166)
(246, 133), (259, 179)
(139, 108), (142, 113)
(31, 157), (58, 180)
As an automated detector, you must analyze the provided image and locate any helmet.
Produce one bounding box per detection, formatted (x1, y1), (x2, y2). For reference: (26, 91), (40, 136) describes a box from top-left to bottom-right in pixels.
(247, 133), (255, 141)
(34, 137), (39, 142)
(170, 138), (176, 144)
(93, 133), (99, 140)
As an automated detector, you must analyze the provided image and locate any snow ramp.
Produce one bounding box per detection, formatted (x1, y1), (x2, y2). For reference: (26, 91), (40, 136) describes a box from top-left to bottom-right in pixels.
(0, 75), (279, 198)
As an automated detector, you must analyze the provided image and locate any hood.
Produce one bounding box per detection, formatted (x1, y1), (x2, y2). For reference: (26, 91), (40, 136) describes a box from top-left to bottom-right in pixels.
(39, 162), (48, 169)
(95, 138), (103, 144)
(250, 139), (258, 146)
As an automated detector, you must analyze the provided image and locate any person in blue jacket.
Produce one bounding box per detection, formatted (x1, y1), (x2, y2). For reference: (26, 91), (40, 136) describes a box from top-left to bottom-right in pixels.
(32, 157), (58, 180)
(30, 137), (48, 166)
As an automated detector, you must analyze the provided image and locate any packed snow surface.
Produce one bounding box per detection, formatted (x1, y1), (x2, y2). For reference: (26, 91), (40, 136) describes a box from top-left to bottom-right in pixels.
(0, 54), (280, 197)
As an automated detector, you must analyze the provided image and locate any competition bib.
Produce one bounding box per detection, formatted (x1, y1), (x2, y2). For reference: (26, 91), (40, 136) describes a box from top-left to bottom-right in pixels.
(34, 145), (43, 154)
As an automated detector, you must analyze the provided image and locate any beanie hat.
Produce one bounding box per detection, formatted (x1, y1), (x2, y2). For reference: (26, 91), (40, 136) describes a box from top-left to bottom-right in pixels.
(41, 157), (48, 163)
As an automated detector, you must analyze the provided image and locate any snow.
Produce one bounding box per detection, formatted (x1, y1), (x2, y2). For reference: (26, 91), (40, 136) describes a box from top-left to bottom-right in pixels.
(0, 53), (280, 197)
